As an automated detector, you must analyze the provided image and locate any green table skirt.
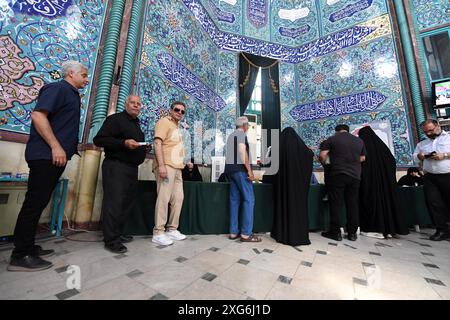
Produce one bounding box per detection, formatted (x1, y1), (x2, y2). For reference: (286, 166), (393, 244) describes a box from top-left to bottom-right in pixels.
(123, 182), (432, 235)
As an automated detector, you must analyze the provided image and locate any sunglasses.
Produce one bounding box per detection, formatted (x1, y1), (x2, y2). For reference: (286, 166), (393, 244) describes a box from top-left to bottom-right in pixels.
(173, 107), (185, 115)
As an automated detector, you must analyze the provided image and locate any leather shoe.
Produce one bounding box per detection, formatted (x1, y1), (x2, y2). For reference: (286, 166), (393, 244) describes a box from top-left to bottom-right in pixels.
(120, 235), (133, 243)
(347, 233), (357, 241)
(429, 230), (450, 241)
(105, 242), (127, 254)
(7, 255), (53, 272)
(32, 245), (55, 258)
(321, 231), (342, 241)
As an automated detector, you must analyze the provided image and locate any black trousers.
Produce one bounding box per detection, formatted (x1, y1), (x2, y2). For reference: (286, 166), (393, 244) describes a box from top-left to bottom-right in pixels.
(101, 158), (138, 245)
(423, 173), (450, 231)
(327, 174), (360, 235)
(12, 160), (65, 258)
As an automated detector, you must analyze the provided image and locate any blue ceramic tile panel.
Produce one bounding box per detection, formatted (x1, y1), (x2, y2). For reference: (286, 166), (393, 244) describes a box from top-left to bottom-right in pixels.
(136, 0), (223, 162)
(410, 0), (450, 31)
(0, 0), (108, 138)
(279, 62), (298, 130)
(184, 0), (377, 63)
(319, 0), (388, 35)
(271, 0), (319, 47)
(146, 0), (218, 89)
(202, 0), (243, 35)
(244, 0), (271, 42)
(296, 36), (401, 105)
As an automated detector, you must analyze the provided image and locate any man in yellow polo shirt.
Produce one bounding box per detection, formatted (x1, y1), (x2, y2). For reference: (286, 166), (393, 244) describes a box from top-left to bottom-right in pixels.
(152, 101), (187, 246)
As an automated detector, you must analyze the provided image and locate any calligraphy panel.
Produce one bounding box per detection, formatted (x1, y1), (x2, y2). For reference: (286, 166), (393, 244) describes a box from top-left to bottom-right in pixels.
(319, 0), (387, 35)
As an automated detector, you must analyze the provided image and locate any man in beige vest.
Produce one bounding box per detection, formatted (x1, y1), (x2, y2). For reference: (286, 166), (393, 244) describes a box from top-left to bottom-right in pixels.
(152, 101), (187, 246)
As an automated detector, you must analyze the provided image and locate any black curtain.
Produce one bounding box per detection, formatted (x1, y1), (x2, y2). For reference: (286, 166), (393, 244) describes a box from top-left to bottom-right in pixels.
(238, 53), (259, 115)
(261, 65), (280, 131)
(238, 52), (281, 146)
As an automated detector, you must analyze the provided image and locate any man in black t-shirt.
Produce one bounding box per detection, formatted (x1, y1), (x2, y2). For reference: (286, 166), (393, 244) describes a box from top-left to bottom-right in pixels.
(319, 124), (366, 241)
(94, 95), (149, 254)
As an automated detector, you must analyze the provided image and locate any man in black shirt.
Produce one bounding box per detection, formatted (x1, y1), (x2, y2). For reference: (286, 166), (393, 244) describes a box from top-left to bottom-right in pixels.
(8, 60), (89, 272)
(94, 95), (149, 253)
(319, 124), (366, 241)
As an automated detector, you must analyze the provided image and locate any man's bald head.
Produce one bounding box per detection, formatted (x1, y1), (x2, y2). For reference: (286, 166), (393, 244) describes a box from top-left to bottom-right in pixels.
(125, 95), (142, 119)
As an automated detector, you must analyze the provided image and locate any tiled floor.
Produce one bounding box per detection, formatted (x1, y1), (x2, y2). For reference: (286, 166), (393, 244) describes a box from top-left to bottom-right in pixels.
(0, 229), (449, 300)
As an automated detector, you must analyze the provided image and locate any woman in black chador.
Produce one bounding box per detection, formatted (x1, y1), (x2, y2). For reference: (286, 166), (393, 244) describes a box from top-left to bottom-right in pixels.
(358, 126), (409, 238)
(270, 127), (313, 245)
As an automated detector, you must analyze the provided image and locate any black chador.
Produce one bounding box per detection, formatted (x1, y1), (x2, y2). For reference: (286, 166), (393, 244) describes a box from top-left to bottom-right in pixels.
(270, 127), (313, 245)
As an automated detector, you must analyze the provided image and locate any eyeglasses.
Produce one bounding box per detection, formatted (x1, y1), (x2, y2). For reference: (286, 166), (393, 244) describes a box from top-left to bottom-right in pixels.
(173, 107), (185, 115)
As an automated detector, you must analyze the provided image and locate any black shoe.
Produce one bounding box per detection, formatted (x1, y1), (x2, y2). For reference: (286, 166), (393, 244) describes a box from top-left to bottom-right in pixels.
(120, 235), (134, 243)
(105, 242), (127, 254)
(321, 231), (342, 241)
(32, 245), (55, 258)
(7, 255), (53, 272)
(347, 233), (357, 241)
(429, 230), (450, 241)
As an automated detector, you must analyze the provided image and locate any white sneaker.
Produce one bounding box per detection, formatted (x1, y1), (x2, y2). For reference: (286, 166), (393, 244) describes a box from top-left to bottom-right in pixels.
(152, 234), (174, 246)
(166, 230), (187, 241)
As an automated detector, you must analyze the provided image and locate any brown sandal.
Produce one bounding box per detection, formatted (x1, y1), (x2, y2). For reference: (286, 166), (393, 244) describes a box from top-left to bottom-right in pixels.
(240, 234), (262, 242)
(228, 234), (240, 240)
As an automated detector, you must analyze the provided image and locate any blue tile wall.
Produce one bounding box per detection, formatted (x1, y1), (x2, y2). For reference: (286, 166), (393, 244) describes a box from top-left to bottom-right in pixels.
(194, 0), (389, 47)
(0, 0), (108, 139)
(271, 0), (319, 47)
(319, 0), (388, 35)
(243, 0), (271, 42)
(409, 0), (450, 31)
(296, 36), (402, 106)
(136, 0), (236, 163)
(279, 62), (298, 130)
(137, 0), (413, 166)
(291, 15), (414, 166)
(146, 0), (219, 89)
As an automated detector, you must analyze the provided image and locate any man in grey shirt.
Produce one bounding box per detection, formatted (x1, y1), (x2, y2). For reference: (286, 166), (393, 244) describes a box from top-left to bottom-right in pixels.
(224, 117), (261, 242)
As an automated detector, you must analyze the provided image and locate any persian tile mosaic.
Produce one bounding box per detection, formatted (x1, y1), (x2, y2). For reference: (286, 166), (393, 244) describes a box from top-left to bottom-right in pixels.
(409, 0), (450, 31)
(271, 0), (319, 47)
(183, 0), (378, 64)
(146, 0), (219, 89)
(0, 0), (108, 138)
(196, 0), (389, 47)
(136, 0), (413, 166)
(288, 14), (414, 167)
(319, 0), (388, 36)
(296, 35), (402, 105)
(136, 0), (224, 162)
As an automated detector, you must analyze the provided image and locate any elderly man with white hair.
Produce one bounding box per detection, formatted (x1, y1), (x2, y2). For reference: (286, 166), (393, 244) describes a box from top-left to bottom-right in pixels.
(94, 95), (149, 254)
(8, 60), (89, 272)
(224, 116), (261, 242)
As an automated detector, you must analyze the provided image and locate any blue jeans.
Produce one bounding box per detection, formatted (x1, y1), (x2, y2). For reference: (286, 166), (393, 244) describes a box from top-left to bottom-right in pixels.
(228, 171), (255, 236)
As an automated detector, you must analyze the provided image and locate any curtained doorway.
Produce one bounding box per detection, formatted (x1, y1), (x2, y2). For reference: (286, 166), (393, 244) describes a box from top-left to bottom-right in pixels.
(238, 52), (281, 164)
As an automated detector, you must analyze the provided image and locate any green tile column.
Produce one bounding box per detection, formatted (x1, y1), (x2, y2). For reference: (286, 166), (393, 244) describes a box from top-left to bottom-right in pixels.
(89, 0), (126, 141)
(116, 0), (144, 112)
(393, 0), (426, 139)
